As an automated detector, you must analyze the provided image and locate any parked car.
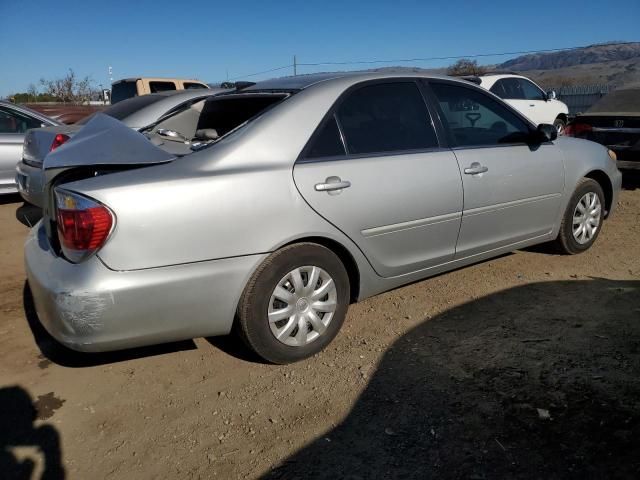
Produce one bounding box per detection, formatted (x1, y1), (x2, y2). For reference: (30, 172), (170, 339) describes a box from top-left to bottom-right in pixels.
(0, 101), (61, 195)
(25, 72), (621, 364)
(464, 73), (569, 133)
(17, 88), (227, 206)
(564, 83), (640, 170)
(111, 77), (209, 104)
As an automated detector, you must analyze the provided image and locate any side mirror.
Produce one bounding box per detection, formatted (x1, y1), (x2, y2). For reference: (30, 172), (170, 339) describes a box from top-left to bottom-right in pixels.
(533, 123), (557, 143)
(546, 90), (557, 101)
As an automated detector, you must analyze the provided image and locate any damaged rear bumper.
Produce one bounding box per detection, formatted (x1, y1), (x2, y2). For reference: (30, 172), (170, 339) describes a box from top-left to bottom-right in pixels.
(25, 224), (266, 352)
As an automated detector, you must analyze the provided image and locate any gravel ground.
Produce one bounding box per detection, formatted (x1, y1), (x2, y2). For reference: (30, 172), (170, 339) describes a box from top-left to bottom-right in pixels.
(1, 173), (639, 480)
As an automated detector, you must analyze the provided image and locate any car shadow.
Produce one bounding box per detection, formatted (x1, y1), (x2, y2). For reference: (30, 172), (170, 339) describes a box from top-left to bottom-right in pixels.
(23, 283), (197, 368)
(263, 278), (640, 479)
(621, 169), (640, 190)
(0, 385), (65, 479)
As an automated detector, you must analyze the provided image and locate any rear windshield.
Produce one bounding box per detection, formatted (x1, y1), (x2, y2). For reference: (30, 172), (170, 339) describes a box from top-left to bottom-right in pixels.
(76, 95), (166, 125)
(147, 93), (288, 152)
(588, 88), (640, 114)
(111, 81), (138, 104)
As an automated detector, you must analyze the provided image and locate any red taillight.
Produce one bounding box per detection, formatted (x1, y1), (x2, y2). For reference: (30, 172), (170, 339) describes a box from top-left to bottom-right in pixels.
(50, 133), (70, 152)
(54, 189), (114, 262)
(564, 123), (592, 137)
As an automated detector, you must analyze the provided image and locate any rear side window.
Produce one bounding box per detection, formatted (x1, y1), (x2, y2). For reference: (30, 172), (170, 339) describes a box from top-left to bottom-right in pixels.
(305, 116), (346, 159)
(336, 82), (438, 155)
(431, 82), (531, 147)
(184, 82), (207, 89)
(111, 81), (138, 104)
(149, 81), (177, 93)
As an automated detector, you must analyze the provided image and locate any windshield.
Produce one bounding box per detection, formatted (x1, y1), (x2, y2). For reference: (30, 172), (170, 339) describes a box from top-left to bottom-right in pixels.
(76, 95), (166, 125)
(111, 81), (138, 104)
(588, 87), (640, 114)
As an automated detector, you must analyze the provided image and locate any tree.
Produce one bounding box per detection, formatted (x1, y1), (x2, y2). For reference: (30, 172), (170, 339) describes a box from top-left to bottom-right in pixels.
(447, 59), (487, 76)
(39, 69), (97, 103)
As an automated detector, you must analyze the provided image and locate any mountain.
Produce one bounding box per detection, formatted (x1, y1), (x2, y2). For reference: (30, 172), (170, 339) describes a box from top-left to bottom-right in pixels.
(499, 42), (640, 71)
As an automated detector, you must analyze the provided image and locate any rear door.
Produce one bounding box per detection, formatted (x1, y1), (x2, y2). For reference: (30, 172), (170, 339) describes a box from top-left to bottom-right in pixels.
(293, 80), (463, 278)
(429, 81), (565, 258)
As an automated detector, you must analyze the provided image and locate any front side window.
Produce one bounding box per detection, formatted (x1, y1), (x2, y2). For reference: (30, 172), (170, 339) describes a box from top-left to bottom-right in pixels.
(0, 107), (42, 133)
(149, 81), (177, 93)
(431, 82), (531, 147)
(335, 82), (438, 155)
(518, 79), (546, 101)
(184, 82), (207, 90)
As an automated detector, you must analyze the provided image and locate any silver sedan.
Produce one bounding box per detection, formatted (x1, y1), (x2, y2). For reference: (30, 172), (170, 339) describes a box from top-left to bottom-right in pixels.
(16, 88), (227, 206)
(0, 101), (60, 195)
(25, 72), (622, 364)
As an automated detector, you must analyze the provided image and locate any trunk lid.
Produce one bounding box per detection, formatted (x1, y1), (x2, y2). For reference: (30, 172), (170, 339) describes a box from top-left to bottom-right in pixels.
(23, 125), (81, 167)
(42, 113), (176, 250)
(574, 114), (640, 160)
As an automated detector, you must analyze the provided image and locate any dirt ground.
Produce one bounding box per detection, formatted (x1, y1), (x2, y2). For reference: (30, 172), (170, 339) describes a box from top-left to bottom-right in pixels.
(1, 174), (639, 480)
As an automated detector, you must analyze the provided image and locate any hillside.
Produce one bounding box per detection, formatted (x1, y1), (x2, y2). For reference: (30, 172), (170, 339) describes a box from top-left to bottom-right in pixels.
(499, 42), (640, 71)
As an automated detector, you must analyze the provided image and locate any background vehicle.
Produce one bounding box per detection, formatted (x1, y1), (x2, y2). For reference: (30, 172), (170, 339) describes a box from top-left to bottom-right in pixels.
(17, 88), (227, 206)
(0, 101), (61, 195)
(111, 77), (209, 104)
(25, 72), (621, 364)
(565, 82), (640, 170)
(465, 73), (569, 133)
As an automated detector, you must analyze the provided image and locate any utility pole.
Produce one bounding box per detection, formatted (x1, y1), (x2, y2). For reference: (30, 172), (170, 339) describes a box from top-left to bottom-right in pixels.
(293, 55), (297, 76)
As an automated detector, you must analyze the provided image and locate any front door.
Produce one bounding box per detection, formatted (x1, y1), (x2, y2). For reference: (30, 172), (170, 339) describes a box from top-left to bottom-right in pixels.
(293, 81), (464, 278)
(429, 81), (565, 258)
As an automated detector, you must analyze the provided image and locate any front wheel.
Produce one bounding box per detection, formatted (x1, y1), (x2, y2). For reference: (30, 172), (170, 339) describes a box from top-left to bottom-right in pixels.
(236, 243), (350, 364)
(554, 178), (605, 254)
(554, 118), (566, 135)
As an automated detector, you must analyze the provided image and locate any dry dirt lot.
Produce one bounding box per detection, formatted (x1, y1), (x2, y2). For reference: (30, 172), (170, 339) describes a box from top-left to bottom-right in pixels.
(1, 175), (639, 480)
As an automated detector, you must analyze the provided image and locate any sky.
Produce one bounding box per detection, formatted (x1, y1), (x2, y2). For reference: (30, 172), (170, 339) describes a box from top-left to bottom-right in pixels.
(1, 0), (639, 97)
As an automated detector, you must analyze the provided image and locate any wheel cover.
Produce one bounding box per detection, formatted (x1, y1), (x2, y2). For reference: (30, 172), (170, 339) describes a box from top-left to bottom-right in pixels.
(268, 266), (338, 347)
(572, 192), (601, 244)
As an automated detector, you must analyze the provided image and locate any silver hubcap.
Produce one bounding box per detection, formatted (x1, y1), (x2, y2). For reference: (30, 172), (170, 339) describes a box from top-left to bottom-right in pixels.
(572, 192), (601, 244)
(268, 266), (337, 347)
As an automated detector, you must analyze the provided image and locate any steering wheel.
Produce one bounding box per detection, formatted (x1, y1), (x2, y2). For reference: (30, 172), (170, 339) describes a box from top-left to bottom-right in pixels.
(465, 113), (482, 127)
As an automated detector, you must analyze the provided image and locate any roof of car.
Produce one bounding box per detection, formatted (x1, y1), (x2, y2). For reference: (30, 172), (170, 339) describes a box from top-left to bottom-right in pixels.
(243, 71), (464, 92)
(0, 100), (62, 125)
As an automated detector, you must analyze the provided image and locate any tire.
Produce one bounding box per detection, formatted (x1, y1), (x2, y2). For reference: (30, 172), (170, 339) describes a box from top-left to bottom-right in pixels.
(554, 178), (605, 255)
(236, 243), (350, 364)
(554, 117), (566, 135)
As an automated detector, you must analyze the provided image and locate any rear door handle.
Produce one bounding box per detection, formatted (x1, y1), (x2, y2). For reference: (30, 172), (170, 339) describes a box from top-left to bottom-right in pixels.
(464, 163), (488, 175)
(315, 176), (351, 192)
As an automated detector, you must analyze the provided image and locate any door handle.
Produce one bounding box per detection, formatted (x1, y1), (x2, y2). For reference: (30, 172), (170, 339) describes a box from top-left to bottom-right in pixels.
(464, 163), (488, 175)
(315, 176), (351, 192)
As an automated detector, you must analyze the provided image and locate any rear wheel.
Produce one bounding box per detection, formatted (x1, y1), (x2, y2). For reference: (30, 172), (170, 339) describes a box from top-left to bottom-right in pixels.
(236, 243), (350, 364)
(554, 178), (604, 254)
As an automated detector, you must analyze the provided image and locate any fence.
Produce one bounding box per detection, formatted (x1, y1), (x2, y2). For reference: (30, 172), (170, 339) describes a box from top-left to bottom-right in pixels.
(551, 84), (615, 117)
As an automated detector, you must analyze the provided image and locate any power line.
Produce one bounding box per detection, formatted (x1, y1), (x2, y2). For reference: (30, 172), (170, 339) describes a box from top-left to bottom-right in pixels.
(227, 64), (292, 81)
(222, 41), (638, 82)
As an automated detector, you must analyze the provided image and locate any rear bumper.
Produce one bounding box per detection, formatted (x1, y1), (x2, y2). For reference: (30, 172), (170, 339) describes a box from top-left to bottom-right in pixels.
(25, 224), (266, 352)
(15, 161), (45, 207)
